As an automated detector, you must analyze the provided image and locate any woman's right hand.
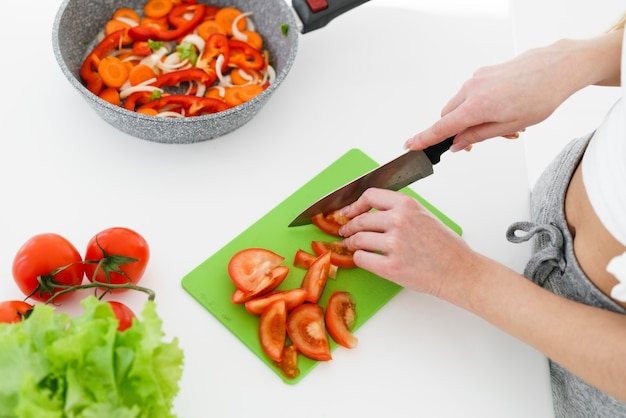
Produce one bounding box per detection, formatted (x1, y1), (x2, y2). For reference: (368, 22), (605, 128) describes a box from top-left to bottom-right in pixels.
(405, 32), (623, 152)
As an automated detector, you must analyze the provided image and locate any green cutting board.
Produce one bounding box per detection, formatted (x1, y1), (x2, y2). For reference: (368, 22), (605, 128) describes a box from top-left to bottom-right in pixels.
(181, 148), (462, 384)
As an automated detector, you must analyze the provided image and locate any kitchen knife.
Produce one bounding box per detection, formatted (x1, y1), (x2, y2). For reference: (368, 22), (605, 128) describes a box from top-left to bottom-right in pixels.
(288, 136), (455, 227)
(291, 0), (371, 34)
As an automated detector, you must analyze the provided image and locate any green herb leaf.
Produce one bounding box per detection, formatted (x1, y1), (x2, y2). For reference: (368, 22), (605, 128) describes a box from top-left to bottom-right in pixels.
(280, 23), (289, 36)
(177, 43), (198, 66)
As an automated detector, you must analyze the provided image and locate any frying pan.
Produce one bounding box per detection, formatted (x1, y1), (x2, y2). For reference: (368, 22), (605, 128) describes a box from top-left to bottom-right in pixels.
(52, 0), (369, 144)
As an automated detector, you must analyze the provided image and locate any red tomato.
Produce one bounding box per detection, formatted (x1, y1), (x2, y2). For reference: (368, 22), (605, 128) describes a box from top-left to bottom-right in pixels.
(287, 303), (331, 361)
(293, 249), (338, 279)
(276, 344), (300, 379)
(311, 240), (356, 268)
(107, 300), (136, 331)
(244, 288), (307, 315)
(12, 233), (85, 302)
(84, 227), (150, 292)
(258, 299), (287, 362)
(228, 248), (285, 294)
(325, 291), (358, 349)
(300, 251), (331, 303)
(231, 265), (290, 304)
(311, 209), (349, 237)
(0, 300), (34, 324)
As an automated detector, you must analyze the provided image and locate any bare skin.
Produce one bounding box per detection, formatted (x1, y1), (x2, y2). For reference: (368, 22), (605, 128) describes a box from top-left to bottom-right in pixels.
(339, 29), (626, 401)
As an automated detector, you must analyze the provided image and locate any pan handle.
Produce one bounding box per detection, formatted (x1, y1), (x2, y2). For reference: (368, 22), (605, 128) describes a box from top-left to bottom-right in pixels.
(292, 0), (370, 34)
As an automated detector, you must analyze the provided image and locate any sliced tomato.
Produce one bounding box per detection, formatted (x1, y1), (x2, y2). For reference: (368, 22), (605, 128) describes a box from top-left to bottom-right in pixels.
(228, 248), (285, 293)
(245, 288), (307, 315)
(300, 251), (331, 303)
(259, 299), (287, 362)
(311, 209), (349, 237)
(311, 240), (356, 268)
(325, 291), (358, 349)
(293, 249), (337, 279)
(231, 265), (289, 304)
(276, 343), (300, 379)
(287, 303), (331, 361)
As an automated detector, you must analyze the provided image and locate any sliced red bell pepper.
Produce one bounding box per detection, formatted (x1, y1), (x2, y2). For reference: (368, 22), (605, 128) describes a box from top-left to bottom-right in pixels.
(150, 68), (217, 88)
(137, 94), (230, 116)
(196, 33), (230, 74)
(228, 39), (265, 71)
(80, 29), (126, 95)
(123, 91), (156, 111)
(128, 4), (206, 42)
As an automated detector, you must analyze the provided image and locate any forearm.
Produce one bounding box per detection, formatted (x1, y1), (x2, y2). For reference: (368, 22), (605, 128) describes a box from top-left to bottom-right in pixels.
(443, 253), (626, 401)
(561, 29), (623, 88)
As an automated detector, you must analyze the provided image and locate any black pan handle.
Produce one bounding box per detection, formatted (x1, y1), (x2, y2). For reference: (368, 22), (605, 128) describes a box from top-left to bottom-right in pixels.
(292, 0), (370, 34)
(423, 136), (456, 165)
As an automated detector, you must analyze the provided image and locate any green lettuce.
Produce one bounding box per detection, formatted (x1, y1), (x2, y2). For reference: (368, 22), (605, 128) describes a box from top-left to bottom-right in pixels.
(0, 297), (184, 417)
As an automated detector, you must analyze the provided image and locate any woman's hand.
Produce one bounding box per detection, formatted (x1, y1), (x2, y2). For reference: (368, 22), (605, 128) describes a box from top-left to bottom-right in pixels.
(405, 32), (623, 152)
(339, 188), (479, 298)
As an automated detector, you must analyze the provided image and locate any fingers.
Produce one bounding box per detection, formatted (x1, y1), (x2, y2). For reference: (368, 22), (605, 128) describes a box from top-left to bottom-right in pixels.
(339, 188), (402, 221)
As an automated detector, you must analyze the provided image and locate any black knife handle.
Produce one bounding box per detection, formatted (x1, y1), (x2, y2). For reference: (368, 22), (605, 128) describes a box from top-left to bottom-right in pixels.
(423, 136), (456, 165)
(292, 0), (370, 34)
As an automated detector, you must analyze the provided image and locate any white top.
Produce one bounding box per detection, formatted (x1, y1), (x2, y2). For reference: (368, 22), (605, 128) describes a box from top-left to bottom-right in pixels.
(582, 29), (626, 247)
(582, 28), (626, 300)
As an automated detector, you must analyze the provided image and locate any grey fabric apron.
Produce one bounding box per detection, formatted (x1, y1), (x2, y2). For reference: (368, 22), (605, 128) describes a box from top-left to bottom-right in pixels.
(506, 133), (626, 418)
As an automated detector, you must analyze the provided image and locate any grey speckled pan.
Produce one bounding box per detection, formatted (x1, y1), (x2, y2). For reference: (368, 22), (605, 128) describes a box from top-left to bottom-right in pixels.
(52, 0), (299, 144)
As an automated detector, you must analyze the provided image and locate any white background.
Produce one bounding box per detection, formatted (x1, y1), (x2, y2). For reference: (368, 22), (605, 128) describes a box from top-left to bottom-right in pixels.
(1, 0), (623, 416)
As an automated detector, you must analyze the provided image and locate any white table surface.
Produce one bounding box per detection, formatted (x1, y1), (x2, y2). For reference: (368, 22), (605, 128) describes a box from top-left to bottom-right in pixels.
(0, 1), (555, 416)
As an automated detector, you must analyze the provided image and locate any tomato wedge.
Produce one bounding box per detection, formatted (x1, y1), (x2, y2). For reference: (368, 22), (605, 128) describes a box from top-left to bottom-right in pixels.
(293, 249), (338, 279)
(311, 241), (356, 268)
(325, 291), (358, 349)
(259, 299), (287, 362)
(276, 343), (300, 379)
(287, 303), (331, 361)
(311, 209), (349, 237)
(228, 248), (285, 293)
(300, 251), (331, 303)
(245, 288), (307, 315)
(231, 265), (289, 304)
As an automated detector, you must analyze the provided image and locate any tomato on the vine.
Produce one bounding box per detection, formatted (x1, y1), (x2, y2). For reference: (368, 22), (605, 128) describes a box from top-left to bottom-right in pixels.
(84, 227), (150, 292)
(325, 291), (358, 349)
(12, 233), (85, 302)
(311, 240), (356, 268)
(287, 303), (331, 361)
(107, 301), (136, 331)
(0, 300), (34, 324)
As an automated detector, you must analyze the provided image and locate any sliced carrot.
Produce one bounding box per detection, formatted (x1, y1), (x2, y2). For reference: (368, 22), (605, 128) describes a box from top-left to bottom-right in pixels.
(224, 84), (263, 107)
(230, 68), (260, 85)
(140, 16), (169, 31)
(113, 7), (140, 23)
(214, 7), (246, 36)
(206, 87), (225, 100)
(129, 64), (156, 86)
(237, 84), (264, 102)
(197, 20), (226, 40)
(144, 0), (173, 18)
(105, 19), (132, 45)
(99, 87), (121, 106)
(98, 56), (130, 88)
(137, 107), (159, 116)
(241, 31), (263, 50)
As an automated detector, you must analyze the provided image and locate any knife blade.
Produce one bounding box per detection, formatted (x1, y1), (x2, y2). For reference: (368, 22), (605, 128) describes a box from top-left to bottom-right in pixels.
(288, 136), (455, 227)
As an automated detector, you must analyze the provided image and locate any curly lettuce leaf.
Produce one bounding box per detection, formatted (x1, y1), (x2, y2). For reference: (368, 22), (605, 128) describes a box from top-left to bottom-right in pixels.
(0, 297), (183, 418)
